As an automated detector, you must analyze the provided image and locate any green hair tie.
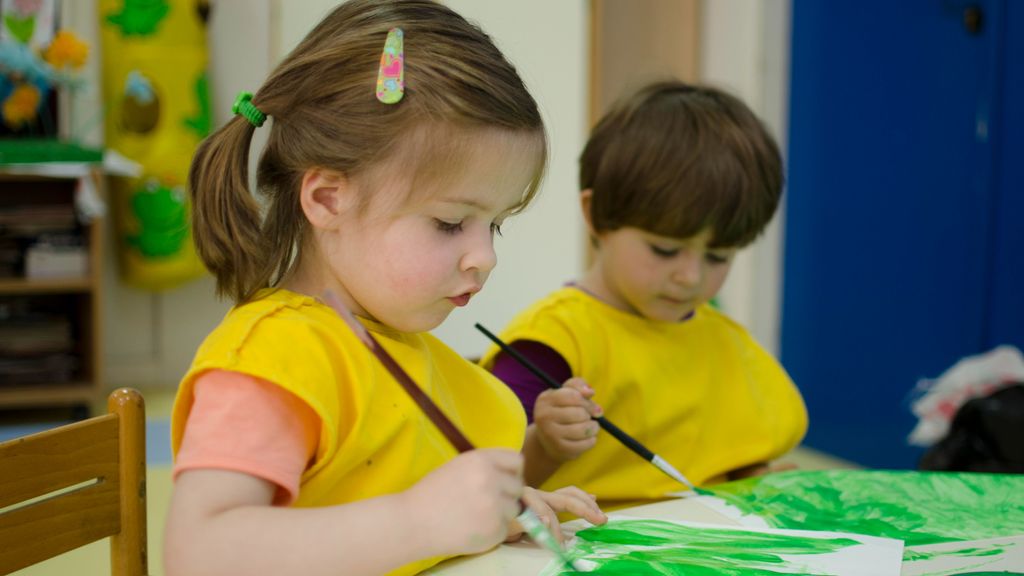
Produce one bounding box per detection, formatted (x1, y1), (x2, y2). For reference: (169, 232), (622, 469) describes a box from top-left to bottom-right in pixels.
(232, 91), (266, 127)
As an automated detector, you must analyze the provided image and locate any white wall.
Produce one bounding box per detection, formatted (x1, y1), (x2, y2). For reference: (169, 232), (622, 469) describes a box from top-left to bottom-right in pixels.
(700, 0), (790, 355)
(81, 0), (586, 386)
(431, 0), (588, 358)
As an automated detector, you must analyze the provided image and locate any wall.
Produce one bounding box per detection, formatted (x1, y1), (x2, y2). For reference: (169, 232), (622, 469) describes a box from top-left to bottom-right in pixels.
(590, 0), (701, 119)
(700, 0), (790, 356)
(431, 0), (588, 357)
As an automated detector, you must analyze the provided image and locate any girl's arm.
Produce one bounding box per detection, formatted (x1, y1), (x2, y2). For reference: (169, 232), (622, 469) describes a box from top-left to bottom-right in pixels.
(165, 448), (526, 576)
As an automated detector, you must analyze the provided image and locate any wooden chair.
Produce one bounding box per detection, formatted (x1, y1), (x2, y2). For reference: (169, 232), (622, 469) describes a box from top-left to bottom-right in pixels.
(0, 388), (148, 575)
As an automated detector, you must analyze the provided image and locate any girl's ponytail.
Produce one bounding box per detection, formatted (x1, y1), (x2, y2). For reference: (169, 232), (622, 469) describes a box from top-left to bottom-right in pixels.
(188, 115), (267, 302)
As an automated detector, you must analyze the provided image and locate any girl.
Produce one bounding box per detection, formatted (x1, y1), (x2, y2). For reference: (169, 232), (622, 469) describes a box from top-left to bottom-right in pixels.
(482, 81), (808, 504)
(164, 2), (605, 575)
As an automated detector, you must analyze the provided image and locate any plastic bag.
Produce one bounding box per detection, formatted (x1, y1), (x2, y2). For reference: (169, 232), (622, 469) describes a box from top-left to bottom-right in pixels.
(918, 384), (1024, 473)
(908, 345), (1024, 446)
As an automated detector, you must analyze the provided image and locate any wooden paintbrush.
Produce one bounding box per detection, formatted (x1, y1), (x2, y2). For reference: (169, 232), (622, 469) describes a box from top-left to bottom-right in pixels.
(321, 292), (583, 571)
(475, 323), (701, 494)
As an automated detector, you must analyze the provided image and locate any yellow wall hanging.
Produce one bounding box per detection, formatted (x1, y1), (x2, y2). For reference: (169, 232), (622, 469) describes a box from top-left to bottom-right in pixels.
(99, 0), (210, 290)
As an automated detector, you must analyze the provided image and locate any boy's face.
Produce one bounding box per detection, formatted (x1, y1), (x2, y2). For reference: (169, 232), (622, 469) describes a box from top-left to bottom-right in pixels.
(589, 227), (735, 322)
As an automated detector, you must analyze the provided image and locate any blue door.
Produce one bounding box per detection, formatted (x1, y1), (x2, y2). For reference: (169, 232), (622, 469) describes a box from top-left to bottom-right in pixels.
(782, 0), (1023, 469)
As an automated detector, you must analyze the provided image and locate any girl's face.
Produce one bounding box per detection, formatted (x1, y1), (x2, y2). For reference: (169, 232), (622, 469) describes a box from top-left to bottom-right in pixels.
(317, 130), (541, 333)
(585, 226), (736, 322)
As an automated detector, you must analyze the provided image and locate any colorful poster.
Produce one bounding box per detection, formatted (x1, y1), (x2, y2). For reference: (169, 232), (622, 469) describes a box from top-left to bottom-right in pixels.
(0, 0), (89, 136)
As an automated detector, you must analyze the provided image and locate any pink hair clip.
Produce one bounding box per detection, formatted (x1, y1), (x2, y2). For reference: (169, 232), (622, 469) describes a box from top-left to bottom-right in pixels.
(376, 28), (404, 104)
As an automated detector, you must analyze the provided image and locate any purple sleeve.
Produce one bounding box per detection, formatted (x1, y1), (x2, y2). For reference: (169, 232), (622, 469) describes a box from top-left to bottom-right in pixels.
(491, 340), (573, 423)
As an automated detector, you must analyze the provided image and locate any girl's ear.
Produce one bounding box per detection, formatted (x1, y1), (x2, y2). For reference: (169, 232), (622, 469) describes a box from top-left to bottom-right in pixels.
(579, 188), (597, 235)
(299, 168), (355, 230)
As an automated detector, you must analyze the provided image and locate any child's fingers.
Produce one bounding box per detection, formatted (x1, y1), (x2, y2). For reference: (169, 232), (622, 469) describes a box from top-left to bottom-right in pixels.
(539, 404), (594, 426)
(479, 447), (525, 477)
(544, 486), (608, 526)
(561, 380), (605, 418)
(497, 473), (524, 502)
(563, 377), (595, 399)
(551, 420), (600, 442)
(520, 488), (564, 545)
(551, 435), (598, 459)
(505, 518), (525, 542)
(541, 387), (590, 408)
(538, 387), (606, 420)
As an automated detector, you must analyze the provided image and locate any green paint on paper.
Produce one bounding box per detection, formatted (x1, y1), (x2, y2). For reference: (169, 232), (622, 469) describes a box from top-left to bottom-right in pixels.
(551, 519), (861, 575)
(708, 471), (1024, 547)
(903, 543), (1009, 562)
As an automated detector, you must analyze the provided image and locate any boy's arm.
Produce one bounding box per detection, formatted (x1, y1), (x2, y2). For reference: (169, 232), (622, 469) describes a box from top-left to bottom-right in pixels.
(490, 340), (573, 423)
(522, 423), (568, 487)
(491, 341), (595, 486)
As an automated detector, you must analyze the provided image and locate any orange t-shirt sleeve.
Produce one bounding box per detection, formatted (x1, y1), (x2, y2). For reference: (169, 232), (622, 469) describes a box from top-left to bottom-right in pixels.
(173, 370), (320, 506)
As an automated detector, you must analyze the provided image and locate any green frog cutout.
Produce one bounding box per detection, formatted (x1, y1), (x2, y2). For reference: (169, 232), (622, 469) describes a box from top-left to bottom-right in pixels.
(127, 179), (187, 258)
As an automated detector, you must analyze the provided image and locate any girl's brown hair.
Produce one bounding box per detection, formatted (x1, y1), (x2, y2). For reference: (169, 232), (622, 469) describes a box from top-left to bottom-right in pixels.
(580, 81), (782, 248)
(190, 0), (547, 303)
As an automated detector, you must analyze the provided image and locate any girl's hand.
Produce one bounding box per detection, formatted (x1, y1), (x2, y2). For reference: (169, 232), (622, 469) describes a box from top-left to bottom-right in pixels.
(533, 378), (604, 462)
(404, 449), (524, 556)
(506, 486), (608, 544)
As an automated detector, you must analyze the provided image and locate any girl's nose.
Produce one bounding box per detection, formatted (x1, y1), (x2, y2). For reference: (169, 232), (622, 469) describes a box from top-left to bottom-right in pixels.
(460, 229), (497, 276)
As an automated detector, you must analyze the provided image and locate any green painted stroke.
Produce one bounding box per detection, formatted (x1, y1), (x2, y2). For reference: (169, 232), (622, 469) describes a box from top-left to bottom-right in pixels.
(708, 470), (1024, 547)
(903, 543), (1011, 562)
(556, 519), (861, 575)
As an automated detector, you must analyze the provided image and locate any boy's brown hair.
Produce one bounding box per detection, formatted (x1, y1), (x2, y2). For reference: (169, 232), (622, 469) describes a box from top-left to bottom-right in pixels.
(580, 81), (782, 248)
(189, 0), (547, 303)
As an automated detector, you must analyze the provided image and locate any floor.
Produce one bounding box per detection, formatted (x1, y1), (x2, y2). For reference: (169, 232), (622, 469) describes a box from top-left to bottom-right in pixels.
(2, 386), (860, 575)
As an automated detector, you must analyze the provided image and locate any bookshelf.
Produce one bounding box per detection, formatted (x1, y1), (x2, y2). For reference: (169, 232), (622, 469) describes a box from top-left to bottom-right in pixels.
(0, 172), (103, 412)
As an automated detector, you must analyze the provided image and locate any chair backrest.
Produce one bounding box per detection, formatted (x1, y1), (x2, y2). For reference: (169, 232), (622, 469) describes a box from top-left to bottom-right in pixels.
(0, 388), (148, 575)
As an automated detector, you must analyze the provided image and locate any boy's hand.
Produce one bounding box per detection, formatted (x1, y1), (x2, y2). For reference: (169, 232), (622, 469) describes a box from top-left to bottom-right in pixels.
(533, 377), (604, 462)
(405, 449), (524, 556)
(506, 486), (608, 544)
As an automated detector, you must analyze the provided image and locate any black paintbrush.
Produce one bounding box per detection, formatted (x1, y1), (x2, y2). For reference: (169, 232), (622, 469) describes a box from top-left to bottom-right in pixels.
(475, 322), (700, 494)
